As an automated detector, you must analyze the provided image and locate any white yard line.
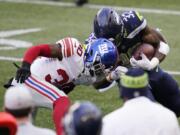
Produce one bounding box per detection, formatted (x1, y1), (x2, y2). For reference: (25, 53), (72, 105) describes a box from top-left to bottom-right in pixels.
(0, 0), (180, 16)
(0, 28), (41, 38)
(165, 71), (180, 76)
(0, 38), (32, 48)
(0, 28), (42, 50)
(0, 56), (22, 62)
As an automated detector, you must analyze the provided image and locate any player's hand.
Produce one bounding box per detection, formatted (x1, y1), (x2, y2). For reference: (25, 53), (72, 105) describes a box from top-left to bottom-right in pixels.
(130, 53), (159, 71)
(106, 66), (128, 82)
(15, 61), (31, 83)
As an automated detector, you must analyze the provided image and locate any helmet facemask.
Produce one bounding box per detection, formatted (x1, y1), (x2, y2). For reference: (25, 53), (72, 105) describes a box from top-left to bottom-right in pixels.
(85, 53), (107, 81)
(84, 38), (118, 81)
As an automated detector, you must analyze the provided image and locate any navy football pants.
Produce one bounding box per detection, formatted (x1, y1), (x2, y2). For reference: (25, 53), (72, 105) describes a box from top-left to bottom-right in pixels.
(148, 67), (180, 116)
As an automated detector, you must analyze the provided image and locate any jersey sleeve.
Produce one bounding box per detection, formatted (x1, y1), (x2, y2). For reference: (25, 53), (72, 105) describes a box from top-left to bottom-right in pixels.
(84, 32), (97, 46)
(56, 37), (81, 58)
(56, 37), (74, 58)
(121, 10), (147, 39)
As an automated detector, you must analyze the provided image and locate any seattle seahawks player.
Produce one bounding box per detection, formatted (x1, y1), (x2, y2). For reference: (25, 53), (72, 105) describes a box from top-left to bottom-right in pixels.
(89, 7), (180, 116)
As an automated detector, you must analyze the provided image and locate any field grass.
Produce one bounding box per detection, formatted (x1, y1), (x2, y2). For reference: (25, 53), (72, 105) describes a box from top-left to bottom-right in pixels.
(61, 0), (180, 10)
(0, 1), (180, 129)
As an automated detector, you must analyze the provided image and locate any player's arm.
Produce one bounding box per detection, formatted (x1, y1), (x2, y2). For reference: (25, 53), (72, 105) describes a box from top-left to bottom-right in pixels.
(93, 66), (128, 91)
(142, 26), (170, 62)
(130, 26), (170, 71)
(16, 44), (63, 83)
(93, 78), (112, 90)
(24, 44), (63, 63)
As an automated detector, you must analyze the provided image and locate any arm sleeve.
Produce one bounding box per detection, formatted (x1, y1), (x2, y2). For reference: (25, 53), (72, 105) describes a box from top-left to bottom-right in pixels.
(23, 44), (51, 64)
(53, 96), (70, 135)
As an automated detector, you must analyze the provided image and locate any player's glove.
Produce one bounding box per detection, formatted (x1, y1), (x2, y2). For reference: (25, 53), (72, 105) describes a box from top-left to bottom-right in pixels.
(15, 61), (31, 83)
(106, 66), (128, 82)
(130, 53), (159, 71)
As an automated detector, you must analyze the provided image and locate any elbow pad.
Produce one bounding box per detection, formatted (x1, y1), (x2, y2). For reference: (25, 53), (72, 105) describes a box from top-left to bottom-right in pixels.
(158, 41), (170, 55)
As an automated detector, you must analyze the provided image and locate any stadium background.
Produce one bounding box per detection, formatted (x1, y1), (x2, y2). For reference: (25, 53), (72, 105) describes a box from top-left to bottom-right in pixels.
(0, 0), (180, 129)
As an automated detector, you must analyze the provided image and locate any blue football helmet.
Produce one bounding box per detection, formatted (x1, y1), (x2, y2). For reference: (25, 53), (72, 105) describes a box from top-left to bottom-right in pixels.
(63, 101), (102, 135)
(84, 38), (118, 77)
(94, 8), (124, 39)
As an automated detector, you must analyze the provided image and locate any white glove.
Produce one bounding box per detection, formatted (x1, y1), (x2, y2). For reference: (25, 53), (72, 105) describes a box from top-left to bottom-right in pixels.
(106, 66), (128, 82)
(130, 53), (159, 71)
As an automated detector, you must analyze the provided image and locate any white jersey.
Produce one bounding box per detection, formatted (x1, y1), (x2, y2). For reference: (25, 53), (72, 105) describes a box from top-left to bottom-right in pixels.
(31, 37), (84, 87)
(102, 97), (180, 135)
(17, 121), (55, 135)
(11, 37), (83, 108)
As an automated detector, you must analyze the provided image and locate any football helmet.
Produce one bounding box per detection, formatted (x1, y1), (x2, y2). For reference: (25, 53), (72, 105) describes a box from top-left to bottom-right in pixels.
(63, 101), (102, 135)
(84, 38), (118, 77)
(94, 8), (124, 39)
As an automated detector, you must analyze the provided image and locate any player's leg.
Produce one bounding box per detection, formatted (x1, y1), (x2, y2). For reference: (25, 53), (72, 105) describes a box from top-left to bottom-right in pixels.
(53, 96), (70, 135)
(24, 75), (71, 133)
(24, 75), (67, 109)
(148, 67), (180, 116)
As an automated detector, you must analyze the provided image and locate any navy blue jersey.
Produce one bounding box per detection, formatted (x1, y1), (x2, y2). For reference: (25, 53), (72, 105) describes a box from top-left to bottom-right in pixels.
(116, 10), (147, 52)
(86, 11), (147, 66)
(115, 11), (147, 66)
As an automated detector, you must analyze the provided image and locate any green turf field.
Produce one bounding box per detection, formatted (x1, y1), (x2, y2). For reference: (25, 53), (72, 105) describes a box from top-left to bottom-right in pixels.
(60, 0), (180, 10)
(0, 0), (180, 129)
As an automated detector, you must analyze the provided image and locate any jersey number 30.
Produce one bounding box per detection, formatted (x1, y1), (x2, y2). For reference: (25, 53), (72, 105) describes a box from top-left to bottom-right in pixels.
(45, 69), (69, 85)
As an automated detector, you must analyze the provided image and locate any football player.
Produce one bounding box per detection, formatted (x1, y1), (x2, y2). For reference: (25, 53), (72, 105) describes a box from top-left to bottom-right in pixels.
(88, 7), (180, 116)
(7, 37), (118, 109)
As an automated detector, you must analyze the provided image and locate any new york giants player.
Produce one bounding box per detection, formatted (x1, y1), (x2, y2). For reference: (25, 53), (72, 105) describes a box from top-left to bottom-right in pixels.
(90, 7), (180, 116)
(30, 37), (85, 94)
(5, 38), (116, 135)
(11, 37), (117, 109)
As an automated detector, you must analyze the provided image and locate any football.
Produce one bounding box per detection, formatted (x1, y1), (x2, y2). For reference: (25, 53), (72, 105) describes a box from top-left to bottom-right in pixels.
(132, 43), (155, 60)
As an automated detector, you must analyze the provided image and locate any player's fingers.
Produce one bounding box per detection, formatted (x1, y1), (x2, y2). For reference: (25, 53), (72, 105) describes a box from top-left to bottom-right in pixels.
(130, 57), (138, 65)
(140, 53), (148, 60)
(19, 75), (24, 83)
(20, 73), (29, 83)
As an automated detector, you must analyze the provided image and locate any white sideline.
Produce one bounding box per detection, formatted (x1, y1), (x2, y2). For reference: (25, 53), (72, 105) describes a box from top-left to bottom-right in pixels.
(0, 0), (180, 16)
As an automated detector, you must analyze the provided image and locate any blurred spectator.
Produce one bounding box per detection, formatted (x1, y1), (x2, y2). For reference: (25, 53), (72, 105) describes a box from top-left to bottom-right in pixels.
(102, 68), (180, 135)
(75, 0), (88, 6)
(53, 96), (102, 135)
(0, 112), (17, 135)
(4, 85), (56, 135)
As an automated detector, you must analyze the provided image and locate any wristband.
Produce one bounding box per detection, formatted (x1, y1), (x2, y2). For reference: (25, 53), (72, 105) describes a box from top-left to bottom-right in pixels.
(159, 41), (170, 55)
